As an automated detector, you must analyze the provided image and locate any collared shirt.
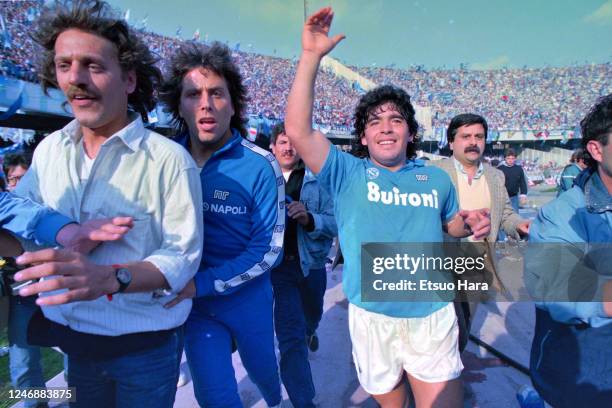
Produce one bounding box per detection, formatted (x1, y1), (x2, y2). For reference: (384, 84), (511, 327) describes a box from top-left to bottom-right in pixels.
(451, 157), (490, 209)
(584, 170), (612, 213)
(452, 157), (484, 181)
(15, 115), (203, 336)
(452, 158), (490, 242)
(295, 167), (337, 275)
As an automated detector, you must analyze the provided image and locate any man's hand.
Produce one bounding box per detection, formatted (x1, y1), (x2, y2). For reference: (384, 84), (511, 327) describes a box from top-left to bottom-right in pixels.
(56, 217), (133, 254)
(459, 209), (491, 240)
(302, 7), (345, 58)
(14, 248), (118, 306)
(287, 201), (310, 226)
(164, 279), (196, 309)
(517, 220), (531, 237)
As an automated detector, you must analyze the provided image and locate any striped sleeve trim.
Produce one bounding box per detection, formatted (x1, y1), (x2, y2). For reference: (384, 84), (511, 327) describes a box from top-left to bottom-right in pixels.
(212, 139), (286, 293)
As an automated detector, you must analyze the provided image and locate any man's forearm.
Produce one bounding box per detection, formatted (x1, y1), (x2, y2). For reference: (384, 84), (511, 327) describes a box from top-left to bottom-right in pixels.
(285, 51), (322, 141)
(108, 261), (171, 294)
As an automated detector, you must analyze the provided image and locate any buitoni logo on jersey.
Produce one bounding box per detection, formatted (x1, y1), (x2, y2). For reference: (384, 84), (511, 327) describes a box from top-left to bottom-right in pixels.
(367, 181), (439, 208)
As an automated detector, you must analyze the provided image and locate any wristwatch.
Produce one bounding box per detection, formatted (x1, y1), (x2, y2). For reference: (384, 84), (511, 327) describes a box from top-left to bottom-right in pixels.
(113, 266), (132, 294)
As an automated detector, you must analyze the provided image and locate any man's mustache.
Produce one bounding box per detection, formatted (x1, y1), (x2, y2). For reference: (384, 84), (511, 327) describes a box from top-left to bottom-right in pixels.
(66, 86), (97, 100)
(464, 146), (481, 154)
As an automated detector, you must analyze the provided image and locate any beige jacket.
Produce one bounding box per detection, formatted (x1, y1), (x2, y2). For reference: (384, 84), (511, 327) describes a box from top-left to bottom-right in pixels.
(430, 158), (523, 242)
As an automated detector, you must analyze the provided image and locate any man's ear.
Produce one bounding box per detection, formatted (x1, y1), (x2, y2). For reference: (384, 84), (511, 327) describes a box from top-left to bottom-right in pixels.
(586, 140), (603, 164)
(125, 70), (137, 95)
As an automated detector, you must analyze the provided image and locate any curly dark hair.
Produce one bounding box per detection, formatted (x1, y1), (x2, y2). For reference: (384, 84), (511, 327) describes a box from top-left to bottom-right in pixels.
(350, 85), (420, 159)
(159, 41), (248, 137)
(581, 93), (612, 169)
(31, 0), (161, 122)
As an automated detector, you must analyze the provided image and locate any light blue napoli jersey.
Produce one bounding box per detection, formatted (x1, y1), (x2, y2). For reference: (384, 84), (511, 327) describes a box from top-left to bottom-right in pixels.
(317, 147), (459, 317)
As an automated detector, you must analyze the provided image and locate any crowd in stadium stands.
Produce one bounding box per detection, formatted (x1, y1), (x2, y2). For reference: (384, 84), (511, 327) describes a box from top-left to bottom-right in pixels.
(130, 26), (361, 129)
(0, 1), (40, 82)
(230, 50), (359, 129)
(356, 64), (611, 131)
(1, 1), (610, 133)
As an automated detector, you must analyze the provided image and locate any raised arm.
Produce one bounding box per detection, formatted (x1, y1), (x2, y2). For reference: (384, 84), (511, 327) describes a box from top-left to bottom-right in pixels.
(285, 7), (345, 173)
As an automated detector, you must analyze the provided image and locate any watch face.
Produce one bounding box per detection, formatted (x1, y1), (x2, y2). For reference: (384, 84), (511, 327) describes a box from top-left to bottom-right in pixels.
(117, 268), (131, 284)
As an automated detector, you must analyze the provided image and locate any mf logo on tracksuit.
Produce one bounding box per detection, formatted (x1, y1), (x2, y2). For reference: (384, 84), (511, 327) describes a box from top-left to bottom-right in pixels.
(214, 190), (230, 200)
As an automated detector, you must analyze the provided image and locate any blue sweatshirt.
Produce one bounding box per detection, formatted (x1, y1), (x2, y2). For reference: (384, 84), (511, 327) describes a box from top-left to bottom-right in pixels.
(177, 130), (285, 312)
(0, 192), (72, 246)
(528, 169), (611, 328)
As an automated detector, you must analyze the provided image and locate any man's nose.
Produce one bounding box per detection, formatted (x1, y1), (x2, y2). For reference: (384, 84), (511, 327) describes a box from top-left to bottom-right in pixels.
(199, 95), (212, 111)
(68, 63), (87, 86)
(380, 120), (393, 133)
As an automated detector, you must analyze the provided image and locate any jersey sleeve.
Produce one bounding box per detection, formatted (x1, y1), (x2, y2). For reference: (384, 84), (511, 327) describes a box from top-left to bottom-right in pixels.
(315, 146), (361, 198)
(439, 172), (459, 223)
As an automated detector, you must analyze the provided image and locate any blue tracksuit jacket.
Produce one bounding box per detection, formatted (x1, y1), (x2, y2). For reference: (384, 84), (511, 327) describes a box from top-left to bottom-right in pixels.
(177, 130), (285, 313)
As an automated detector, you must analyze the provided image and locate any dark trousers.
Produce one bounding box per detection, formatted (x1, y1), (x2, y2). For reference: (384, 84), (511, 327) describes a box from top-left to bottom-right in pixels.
(68, 328), (183, 408)
(272, 260), (327, 408)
